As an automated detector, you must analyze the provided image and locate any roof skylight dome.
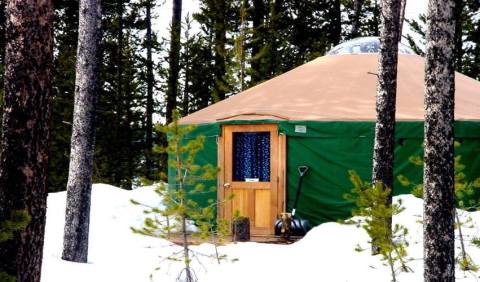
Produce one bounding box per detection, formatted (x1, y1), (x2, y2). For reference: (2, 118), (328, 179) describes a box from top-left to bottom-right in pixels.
(327, 37), (415, 56)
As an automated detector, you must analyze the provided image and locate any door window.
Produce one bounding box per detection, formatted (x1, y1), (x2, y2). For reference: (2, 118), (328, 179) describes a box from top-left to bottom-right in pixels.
(232, 132), (270, 182)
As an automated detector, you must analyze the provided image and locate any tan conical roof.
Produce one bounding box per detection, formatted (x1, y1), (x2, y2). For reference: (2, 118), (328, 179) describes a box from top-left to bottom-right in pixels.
(179, 54), (480, 124)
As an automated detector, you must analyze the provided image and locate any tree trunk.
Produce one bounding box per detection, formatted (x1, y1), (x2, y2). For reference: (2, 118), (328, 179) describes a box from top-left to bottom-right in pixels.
(268, 0), (282, 77)
(145, 0), (156, 178)
(330, 0), (342, 46)
(371, 0), (401, 253)
(213, 0), (227, 101)
(0, 1), (53, 281)
(182, 24), (191, 117)
(62, 0), (102, 263)
(238, 0), (248, 91)
(165, 0), (182, 124)
(453, 0), (463, 69)
(250, 0), (266, 84)
(398, 0), (407, 41)
(423, 0), (456, 281)
(351, 0), (365, 38)
(108, 0), (123, 186)
(117, 0), (123, 109)
(372, 0), (381, 36)
(124, 65), (133, 189)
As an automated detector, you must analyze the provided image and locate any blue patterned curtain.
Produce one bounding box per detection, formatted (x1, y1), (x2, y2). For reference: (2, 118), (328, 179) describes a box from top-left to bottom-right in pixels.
(233, 132), (270, 181)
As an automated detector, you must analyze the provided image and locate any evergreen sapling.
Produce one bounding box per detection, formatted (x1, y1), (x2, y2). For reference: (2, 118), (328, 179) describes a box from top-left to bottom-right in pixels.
(397, 142), (480, 272)
(132, 110), (231, 282)
(346, 170), (411, 282)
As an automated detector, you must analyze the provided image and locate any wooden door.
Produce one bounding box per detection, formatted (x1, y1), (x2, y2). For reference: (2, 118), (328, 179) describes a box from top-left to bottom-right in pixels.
(219, 124), (285, 236)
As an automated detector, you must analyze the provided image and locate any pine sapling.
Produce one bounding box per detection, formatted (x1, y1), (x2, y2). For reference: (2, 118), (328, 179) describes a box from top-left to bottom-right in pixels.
(397, 143), (480, 272)
(346, 171), (411, 282)
(132, 110), (230, 281)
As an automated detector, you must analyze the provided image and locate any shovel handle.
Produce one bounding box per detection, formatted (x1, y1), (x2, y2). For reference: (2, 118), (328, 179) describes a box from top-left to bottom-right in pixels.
(298, 166), (309, 177)
(292, 165), (309, 211)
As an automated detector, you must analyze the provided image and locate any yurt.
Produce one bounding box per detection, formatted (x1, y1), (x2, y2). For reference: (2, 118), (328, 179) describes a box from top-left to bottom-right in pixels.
(173, 37), (480, 236)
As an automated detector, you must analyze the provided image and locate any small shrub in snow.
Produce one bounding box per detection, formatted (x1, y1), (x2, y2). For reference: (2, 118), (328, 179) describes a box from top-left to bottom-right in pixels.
(397, 143), (480, 272)
(132, 110), (230, 282)
(346, 170), (411, 282)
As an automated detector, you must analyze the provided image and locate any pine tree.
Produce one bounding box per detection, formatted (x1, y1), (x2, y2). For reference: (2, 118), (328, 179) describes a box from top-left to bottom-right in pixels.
(132, 110), (229, 281)
(181, 15), (193, 116)
(397, 143), (480, 271)
(165, 0), (183, 123)
(346, 171), (411, 282)
(182, 32), (215, 112)
(248, 0), (339, 84)
(351, 0), (365, 38)
(405, 0), (480, 81)
(212, 0), (228, 101)
(344, 0), (381, 38)
(62, 0), (102, 263)
(423, 0), (456, 280)
(327, 0), (342, 46)
(143, 0), (156, 180)
(249, 0), (268, 85)
(0, 1), (53, 281)
(94, 0), (147, 188)
(49, 0), (80, 192)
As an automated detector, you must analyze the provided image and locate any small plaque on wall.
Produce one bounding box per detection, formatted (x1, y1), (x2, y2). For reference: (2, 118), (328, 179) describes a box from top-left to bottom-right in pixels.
(295, 125), (307, 133)
(245, 178), (259, 182)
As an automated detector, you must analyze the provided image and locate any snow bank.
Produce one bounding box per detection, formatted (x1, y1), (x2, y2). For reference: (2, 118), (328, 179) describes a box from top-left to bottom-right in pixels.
(42, 185), (480, 282)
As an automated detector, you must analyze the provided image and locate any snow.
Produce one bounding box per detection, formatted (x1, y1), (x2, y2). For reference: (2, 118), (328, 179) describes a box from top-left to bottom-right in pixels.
(42, 184), (480, 282)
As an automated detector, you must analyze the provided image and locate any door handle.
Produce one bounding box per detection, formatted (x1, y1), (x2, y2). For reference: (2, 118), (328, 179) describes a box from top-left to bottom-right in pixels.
(224, 183), (231, 189)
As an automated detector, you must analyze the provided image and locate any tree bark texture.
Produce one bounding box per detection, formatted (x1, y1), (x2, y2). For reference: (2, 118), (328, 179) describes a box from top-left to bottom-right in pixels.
(372, 0), (401, 194)
(165, 0), (182, 124)
(398, 0), (407, 41)
(371, 0), (401, 253)
(145, 0), (155, 178)
(423, 0), (456, 281)
(62, 0), (102, 263)
(0, 1), (53, 281)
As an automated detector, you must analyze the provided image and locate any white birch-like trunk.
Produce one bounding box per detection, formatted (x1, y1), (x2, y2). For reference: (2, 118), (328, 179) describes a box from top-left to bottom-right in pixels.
(62, 0), (102, 263)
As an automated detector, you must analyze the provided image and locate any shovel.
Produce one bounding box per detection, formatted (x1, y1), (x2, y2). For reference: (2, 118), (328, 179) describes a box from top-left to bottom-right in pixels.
(274, 165), (311, 238)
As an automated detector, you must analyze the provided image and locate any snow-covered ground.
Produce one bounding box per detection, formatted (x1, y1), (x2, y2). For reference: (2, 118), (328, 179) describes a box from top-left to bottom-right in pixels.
(42, 184), (480, 282)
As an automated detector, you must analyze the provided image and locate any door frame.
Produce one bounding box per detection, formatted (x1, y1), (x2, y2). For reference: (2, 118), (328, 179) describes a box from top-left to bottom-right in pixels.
(217, 124), (286, 236)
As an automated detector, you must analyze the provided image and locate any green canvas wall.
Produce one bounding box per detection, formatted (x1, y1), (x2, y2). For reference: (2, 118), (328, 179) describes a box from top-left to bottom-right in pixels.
(170, 120), (480, 226)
